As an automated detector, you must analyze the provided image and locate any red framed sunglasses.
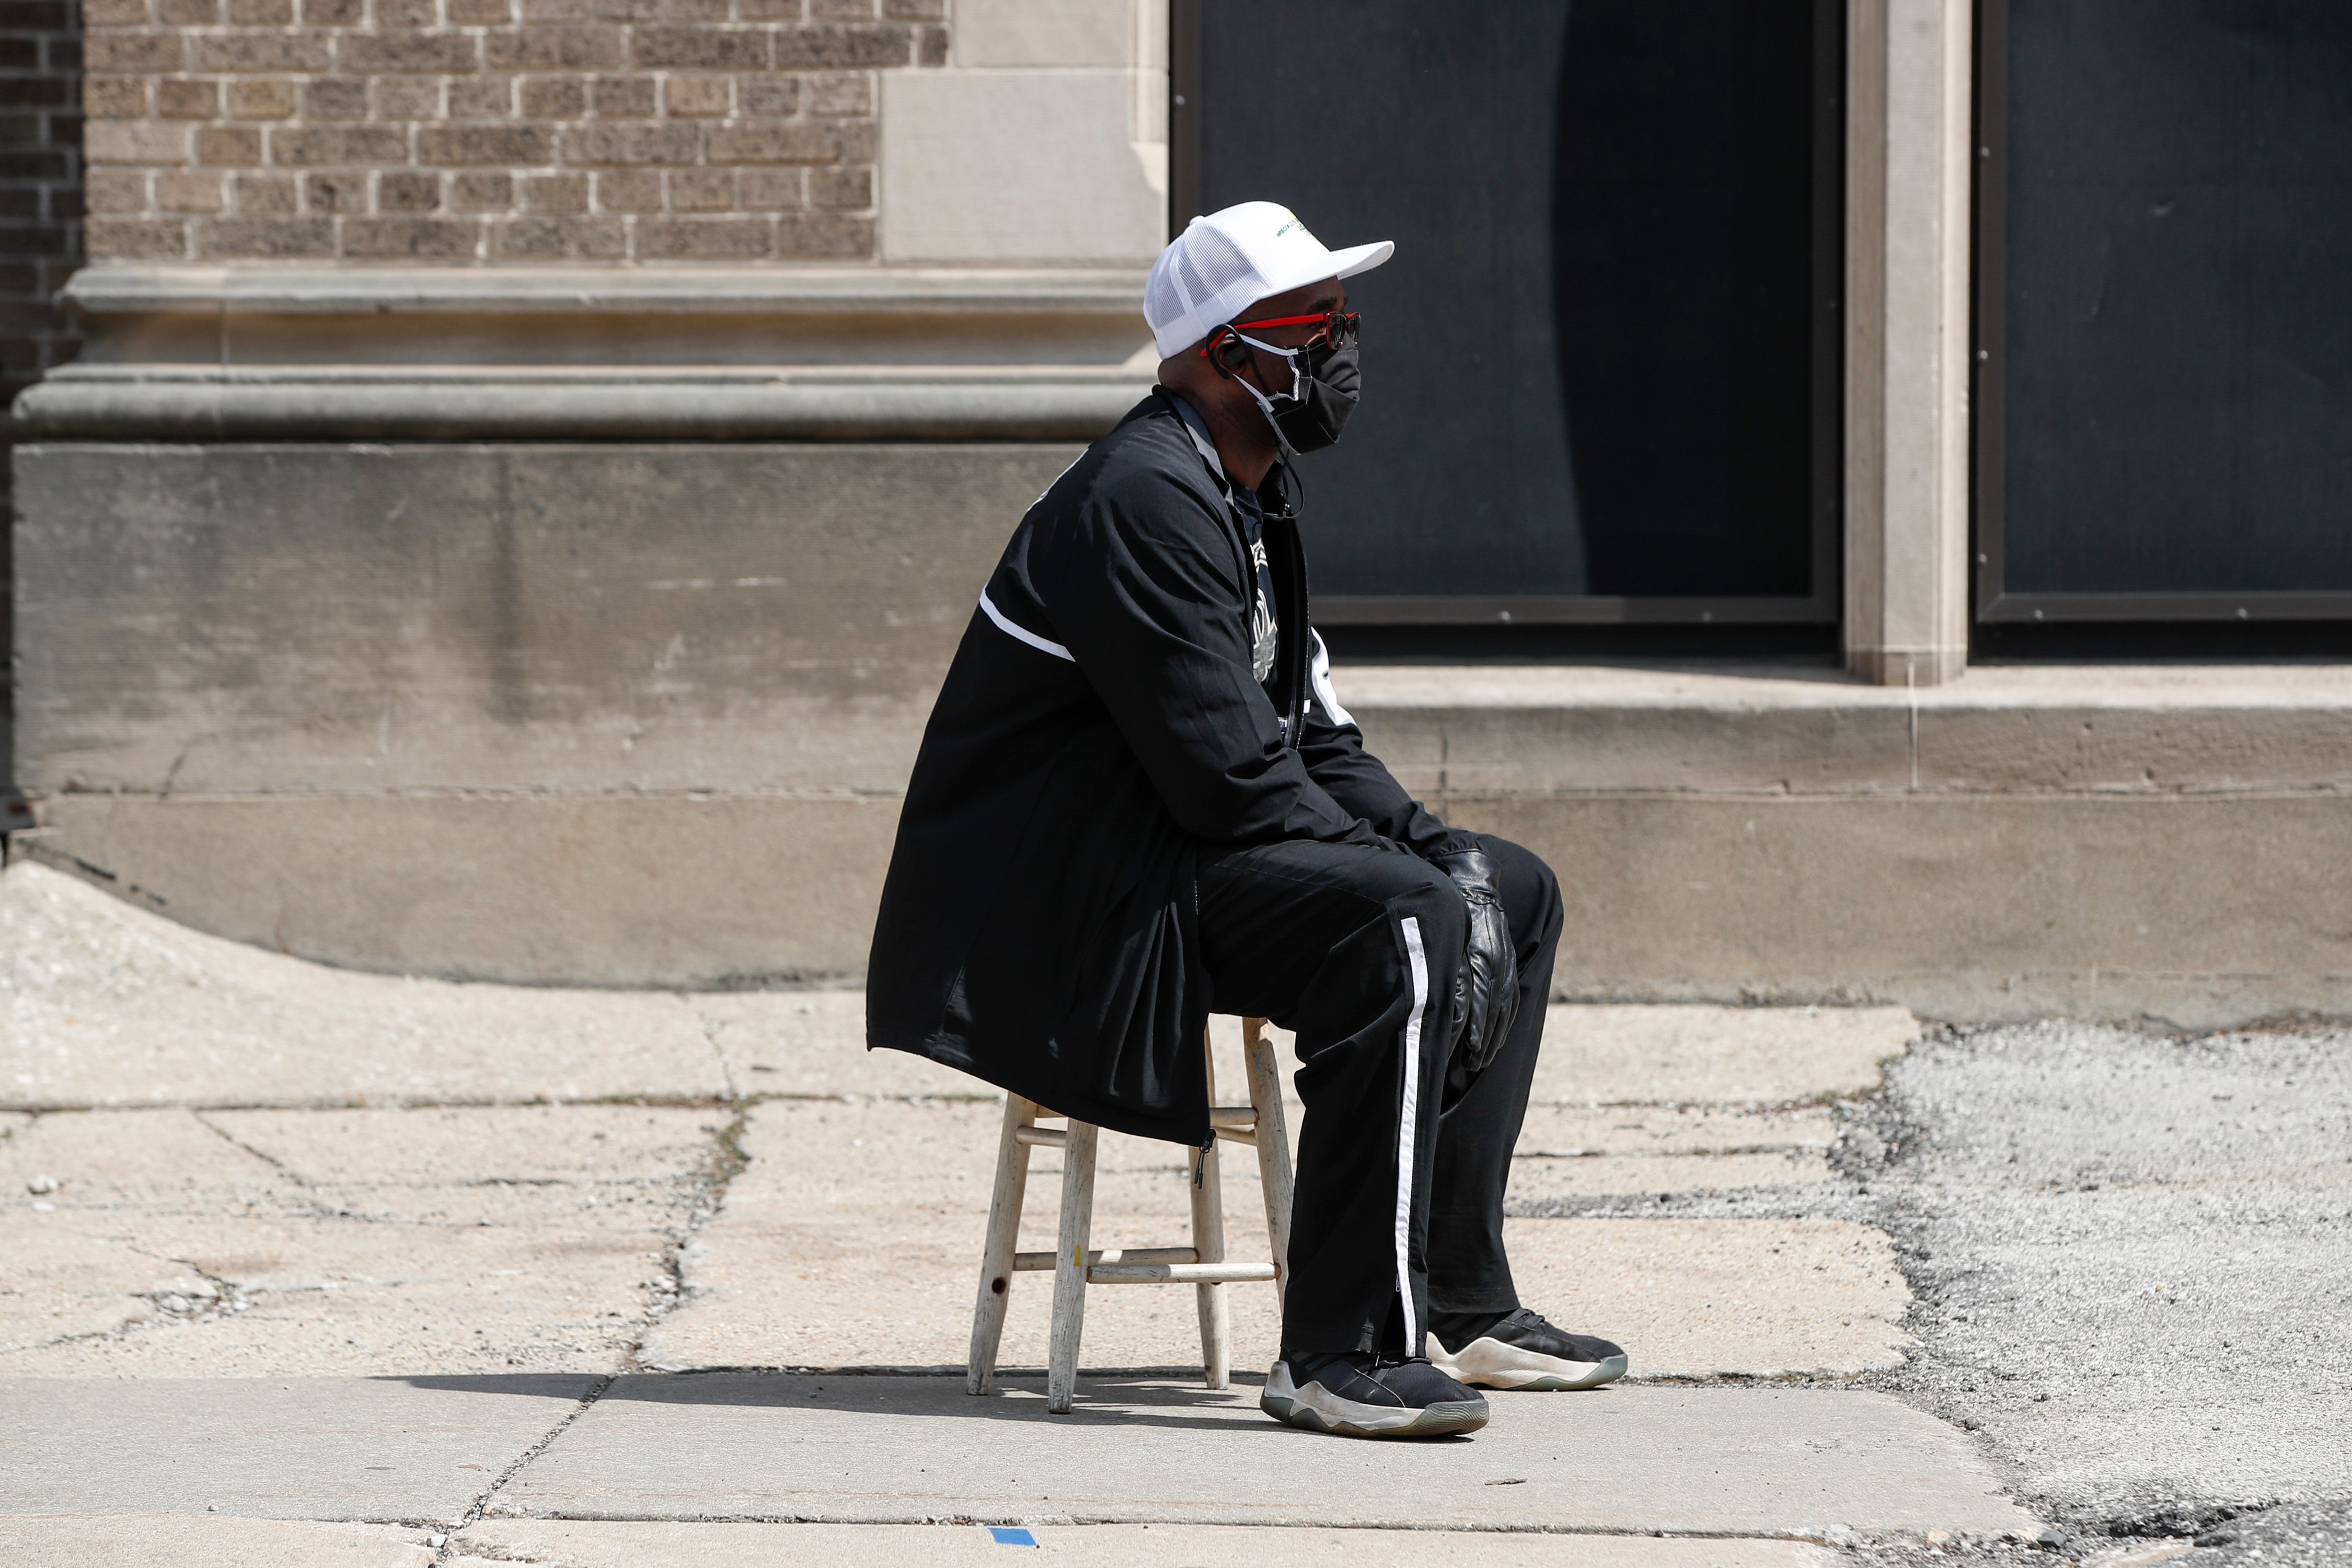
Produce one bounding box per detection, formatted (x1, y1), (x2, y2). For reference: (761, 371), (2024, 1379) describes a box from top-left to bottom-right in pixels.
(1213, 309), (1362, 350)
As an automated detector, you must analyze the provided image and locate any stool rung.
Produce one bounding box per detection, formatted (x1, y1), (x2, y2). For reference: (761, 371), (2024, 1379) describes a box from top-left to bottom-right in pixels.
(1012, 1125), (1066, 1148)
(1011, 1245), (1197, 1272)
(1210, 1105), (1258, 1127)
(1088, 1261), (1278, 1285)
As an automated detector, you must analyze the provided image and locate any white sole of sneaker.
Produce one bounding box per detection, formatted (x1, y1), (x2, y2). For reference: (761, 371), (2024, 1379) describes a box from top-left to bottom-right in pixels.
(1426, 1332), (1630, 1392)
(1258, 1363), (1490, 1438)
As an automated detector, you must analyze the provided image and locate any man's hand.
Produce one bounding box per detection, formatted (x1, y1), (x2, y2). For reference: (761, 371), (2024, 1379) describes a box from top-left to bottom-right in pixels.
(1430, 848), (1519, 1073)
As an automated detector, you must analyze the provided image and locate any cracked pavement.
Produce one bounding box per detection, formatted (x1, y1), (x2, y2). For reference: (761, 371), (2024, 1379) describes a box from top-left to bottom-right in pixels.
(4, 860), (2350, 1565)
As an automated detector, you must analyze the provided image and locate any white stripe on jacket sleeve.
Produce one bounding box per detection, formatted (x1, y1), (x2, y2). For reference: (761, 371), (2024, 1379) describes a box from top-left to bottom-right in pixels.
(1394, 914), (1430, 1350)
(978, 587), (1074, 663)
(1309, 630), (1355, 728)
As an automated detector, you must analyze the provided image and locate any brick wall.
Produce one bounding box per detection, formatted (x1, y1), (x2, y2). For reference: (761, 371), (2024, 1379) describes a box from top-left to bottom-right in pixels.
(2, 0), (83, 806)
(81, 0), (946, 263)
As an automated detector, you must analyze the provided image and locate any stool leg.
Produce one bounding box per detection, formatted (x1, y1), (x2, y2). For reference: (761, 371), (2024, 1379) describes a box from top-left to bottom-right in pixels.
(1244, 1017), (1295, 1310)
(1046, 1119), (1099, 1414)
(1189, 1030), (1230, 1390)
(967, 1095), (1039, 1395)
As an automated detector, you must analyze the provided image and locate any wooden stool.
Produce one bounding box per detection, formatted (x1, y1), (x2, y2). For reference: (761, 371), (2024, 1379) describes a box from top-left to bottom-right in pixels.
(965, 1017), (1295, 1414)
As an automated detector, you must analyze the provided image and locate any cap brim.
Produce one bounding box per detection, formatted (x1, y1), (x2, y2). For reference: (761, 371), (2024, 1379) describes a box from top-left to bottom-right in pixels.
(1329, 239), (1394, 279)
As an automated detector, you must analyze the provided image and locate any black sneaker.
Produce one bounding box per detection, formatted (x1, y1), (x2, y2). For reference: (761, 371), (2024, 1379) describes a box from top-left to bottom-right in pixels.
(1426, 1307), (1629, 1391)
(1260, 1352), (1490, 1438)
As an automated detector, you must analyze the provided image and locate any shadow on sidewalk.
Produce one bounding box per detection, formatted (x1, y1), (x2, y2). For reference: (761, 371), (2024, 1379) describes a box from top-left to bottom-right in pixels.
(387, 1370), (1445, 1439)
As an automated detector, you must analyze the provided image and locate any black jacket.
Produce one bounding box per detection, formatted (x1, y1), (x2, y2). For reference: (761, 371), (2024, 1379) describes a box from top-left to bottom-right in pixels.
(866, 389), (1474, 1144)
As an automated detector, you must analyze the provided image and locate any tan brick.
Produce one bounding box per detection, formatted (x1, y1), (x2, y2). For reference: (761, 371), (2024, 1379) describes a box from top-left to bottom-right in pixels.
(154, 0), (219, 21)
(84, 168), (151, 215)
(236, 171), (302, 213)
(339, 31), (478, 71)
(589, 0), (725, 16)
(589, 74), (653, 116)
(84, 120), (189, 164)
(637, 214), (769, 259)
(802, 70), (866, 115)
(705, 119), (836, 164)
(372, 75), (443, 116)
(737, 74), (799, 117)
(197, 124), (267, 165)
(448, 0), (513, 18)
(302, 0), (365, 22)
(561, 120), (698, 164)
(376, 0), (435, 25)
(835, 118), (875, 160)
(306, 169), (372, 211)
(417, 122), (550, 164)
(198, 216), (336, 257)
(666, 166), (731, 210)
(269, 124), (408, 164)
(807, 163), (867, 209)
(881, 0), (940, 17)
(737, 0), (799, 17)
(592, 167), (659, 210)
(227, 78), (299, 119)
(87, 217), (192, 258)
(916, 22), (944, 65)
(518, 75), (583, 118)
(630, 26), (765, 68)
(375, 169), (439, 209)
(772, 22), (906, 67)
(809, 0), (872, 16)
(227, 0), (295, 21)
(736, 165), (801, 209)
(155, 169), (226, 212)
(81, 76), (152, 117)
(85, 30), (185, 72)
(190, 32), (335, 70)
(155, 76), (222, 118)
(663, 74), (729, 117)
(491, 214), (625, 259)
(345, 216), (482, 258)
(448, 170), (512, 211)
(777, 210), (870, 258)
(445, 75), (514, 117)
(520, 0), (592, 18)
(304, 76), (368, 117)
(79, 0), (152, 24)
(485, 27), (624, 69)
(523, 170), (586, 213)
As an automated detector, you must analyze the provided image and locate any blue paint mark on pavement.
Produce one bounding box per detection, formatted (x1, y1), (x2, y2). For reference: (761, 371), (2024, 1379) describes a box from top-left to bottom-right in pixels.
(987, 1525), (1039, 1546)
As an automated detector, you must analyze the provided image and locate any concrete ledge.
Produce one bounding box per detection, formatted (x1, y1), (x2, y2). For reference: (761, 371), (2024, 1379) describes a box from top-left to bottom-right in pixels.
(14, 369), (1148, 442)
(65, 263), (1155, 316)
(20, 788), (2351, 1024)
(58, 263), (1157, 371)
(1346, 663), (2352, 795)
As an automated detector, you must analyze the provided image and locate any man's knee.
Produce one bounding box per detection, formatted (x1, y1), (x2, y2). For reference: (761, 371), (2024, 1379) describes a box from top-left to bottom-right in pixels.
(1471, 834), (1563, 942)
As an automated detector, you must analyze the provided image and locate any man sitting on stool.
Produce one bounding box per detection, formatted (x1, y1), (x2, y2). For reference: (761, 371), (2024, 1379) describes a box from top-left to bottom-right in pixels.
(867, 201), (1628, 1439)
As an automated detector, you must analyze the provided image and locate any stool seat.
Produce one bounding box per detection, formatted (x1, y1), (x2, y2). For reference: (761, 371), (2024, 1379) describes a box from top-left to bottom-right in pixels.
(965, 1017), (1295, 1413)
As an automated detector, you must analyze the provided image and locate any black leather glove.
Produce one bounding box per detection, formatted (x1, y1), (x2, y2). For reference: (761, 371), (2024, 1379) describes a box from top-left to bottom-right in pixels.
(1429, 848), (1519, 1073)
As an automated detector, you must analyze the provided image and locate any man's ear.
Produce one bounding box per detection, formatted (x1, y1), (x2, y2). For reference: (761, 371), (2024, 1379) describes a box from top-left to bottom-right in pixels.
(1204, 327), (1250, 378)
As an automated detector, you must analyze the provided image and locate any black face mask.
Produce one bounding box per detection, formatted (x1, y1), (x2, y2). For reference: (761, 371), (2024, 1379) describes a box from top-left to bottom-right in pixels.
(1272, 339), (1359, 453)
(1229, 331), (1362, 455)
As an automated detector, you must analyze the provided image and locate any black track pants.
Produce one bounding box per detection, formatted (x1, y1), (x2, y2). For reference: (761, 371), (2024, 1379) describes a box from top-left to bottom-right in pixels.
(1196, 832), (1563, 1358)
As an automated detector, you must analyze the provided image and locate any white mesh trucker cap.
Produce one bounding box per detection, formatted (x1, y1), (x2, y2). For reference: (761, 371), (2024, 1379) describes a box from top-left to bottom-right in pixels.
(1144, 201), (1394, 359)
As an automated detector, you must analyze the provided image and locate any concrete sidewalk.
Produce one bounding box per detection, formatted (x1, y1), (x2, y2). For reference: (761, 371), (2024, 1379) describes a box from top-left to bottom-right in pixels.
(2, 858), (2053, 1559)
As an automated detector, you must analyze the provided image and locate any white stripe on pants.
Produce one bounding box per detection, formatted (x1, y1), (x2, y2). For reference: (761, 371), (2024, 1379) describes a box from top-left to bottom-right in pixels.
(1393, 915), (1431, 1350)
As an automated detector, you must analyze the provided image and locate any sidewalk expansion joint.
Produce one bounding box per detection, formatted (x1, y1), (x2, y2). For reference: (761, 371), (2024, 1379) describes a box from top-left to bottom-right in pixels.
(436, 1371), (618, 1563)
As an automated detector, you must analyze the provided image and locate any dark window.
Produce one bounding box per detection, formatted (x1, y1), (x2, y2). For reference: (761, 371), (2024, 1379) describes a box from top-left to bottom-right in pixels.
(1977, 0), (2352, 625)
(1175, 0), (1841, 629)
